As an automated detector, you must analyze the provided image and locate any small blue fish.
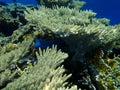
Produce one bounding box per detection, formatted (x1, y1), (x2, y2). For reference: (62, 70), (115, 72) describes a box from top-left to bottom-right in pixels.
(33, 37), (68, 50)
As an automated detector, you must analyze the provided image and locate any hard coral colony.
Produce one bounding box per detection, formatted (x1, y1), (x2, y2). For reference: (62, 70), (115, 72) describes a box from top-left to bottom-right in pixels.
(0, 0), (120, 90)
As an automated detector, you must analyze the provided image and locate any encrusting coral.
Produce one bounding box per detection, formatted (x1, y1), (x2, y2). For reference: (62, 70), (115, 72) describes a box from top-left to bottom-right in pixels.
(0, 0), (120, 90)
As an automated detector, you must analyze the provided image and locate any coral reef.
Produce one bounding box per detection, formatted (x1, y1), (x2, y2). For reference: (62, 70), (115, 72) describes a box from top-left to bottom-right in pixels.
(2, 46), (77, 90)
(0, 0), (120, 90)
(0, 3), (28, 36)
(36, 0), (85, 10)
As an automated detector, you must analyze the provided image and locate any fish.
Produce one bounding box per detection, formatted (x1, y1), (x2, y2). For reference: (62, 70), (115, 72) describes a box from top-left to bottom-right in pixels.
(33, 37), (68, 51)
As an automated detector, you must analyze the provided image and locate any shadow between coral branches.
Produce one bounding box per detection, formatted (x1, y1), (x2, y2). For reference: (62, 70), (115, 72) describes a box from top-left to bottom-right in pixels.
(57, 33), (102, 90)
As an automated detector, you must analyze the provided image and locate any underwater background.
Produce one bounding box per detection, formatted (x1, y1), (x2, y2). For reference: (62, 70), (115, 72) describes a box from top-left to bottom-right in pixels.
(1, 0), (120, 25)
(0, 0), (120, 90)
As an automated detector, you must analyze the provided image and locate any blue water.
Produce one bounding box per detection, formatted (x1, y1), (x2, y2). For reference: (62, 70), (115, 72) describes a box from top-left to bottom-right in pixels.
(0, 0), (38, 5)
(0, 0), (120, 25)
(82, 0), (120, 25)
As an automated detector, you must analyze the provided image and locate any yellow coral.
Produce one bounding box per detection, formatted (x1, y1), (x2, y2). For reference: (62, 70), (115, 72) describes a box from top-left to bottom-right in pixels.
(22, 34), (32, 39)
(4, 43), (18, 52)
(12, 30), (19, 35)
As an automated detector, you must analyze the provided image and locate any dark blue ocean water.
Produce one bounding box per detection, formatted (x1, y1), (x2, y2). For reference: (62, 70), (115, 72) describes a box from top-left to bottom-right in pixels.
(83, 0), (120, 25)
(0, 0), (38, 5)
(0, 0), (120, 25)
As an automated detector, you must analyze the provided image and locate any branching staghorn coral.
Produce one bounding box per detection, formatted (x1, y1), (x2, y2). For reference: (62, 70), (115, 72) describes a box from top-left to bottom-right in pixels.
(36, 0), (85, 10)
(0, 38), (33, 72)
(24, 6), (120, 61)
(3, 46), (78, 90)
(24, 6), (96, 35)
(0, 0), (120, 89)
(0, 24), (35, 53)
(0, 38), (33, 88)
(24, 3), (120, 89)
(36, 0), (70, 6)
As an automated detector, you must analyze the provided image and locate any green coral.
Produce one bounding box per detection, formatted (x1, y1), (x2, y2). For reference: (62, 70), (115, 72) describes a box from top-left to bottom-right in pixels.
(25, 5), (120, 61)
(24, 7), (96, 35)
(36, 0), (85, 9)
(24, 3), (120, 89)
(3, 46), (78, 90)
(0, 0), (120, 90)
